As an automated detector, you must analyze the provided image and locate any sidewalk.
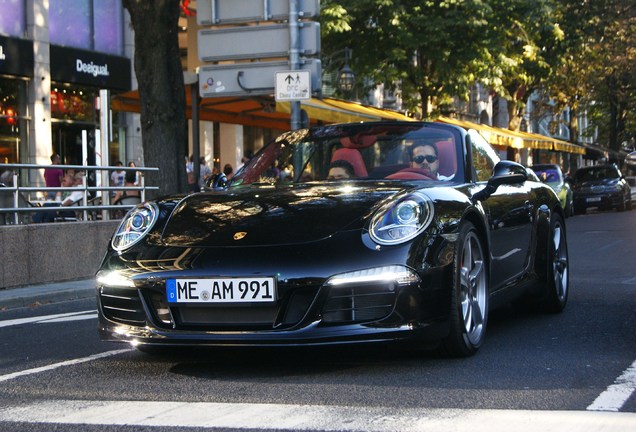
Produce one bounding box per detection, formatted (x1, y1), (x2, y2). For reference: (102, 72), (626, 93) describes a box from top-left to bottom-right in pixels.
(0, 279), (95, 310)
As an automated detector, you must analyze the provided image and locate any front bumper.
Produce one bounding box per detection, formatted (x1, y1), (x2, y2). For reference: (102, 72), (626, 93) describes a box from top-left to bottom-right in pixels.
(96, 271), (451, 347)
(96, 232), (456, 348)
(573, 191), (624, 209)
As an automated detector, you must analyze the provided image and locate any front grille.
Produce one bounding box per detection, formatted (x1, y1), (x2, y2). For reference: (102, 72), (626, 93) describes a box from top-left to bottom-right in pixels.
(169, 283), (321, 331)
(175, 305), (280, 329)
(322, 282), (397, 323)
(99, 286), (146, 326)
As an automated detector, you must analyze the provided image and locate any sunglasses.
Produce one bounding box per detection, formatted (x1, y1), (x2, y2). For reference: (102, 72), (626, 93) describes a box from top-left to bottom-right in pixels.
(413, 155), (438, 164)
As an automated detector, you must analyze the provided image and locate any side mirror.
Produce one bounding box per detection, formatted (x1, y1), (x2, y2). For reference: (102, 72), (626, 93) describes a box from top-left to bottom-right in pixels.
(473, 160), (528, 202)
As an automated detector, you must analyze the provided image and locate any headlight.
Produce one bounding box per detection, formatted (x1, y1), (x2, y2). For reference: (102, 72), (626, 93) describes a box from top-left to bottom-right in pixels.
(111, 203), (158, 251)
(369, 192), (434, 245)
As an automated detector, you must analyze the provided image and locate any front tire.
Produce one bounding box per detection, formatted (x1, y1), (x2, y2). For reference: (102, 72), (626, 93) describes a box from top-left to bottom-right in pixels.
(440, 222), (488, 357)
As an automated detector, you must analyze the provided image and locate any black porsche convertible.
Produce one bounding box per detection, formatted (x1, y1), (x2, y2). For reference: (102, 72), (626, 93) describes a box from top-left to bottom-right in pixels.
(96, 121), (569, 357)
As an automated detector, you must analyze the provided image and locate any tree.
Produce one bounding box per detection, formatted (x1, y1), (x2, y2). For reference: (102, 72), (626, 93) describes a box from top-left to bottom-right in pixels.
(321, 0), (496, 118)
(482, 0), (563, 131)
(122, 0), (188, 198)
(545, 0), (636, 151)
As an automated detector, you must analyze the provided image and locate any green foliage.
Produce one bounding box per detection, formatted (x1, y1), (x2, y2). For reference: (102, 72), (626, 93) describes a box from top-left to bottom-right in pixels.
(321, 0), (634, 147)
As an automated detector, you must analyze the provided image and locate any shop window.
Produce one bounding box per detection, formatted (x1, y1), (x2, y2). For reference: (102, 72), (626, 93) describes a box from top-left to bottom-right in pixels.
(0, 0), (26, 37)
(0, 79), (28, 164)
(50, 86), (97, 122)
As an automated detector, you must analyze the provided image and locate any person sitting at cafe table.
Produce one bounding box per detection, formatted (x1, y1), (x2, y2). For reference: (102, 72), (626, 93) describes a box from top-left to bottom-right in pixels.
(112, 170), (140, 204)
(32, 173), (84, 223)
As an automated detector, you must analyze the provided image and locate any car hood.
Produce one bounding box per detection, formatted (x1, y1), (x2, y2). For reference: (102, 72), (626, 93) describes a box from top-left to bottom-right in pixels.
(575, 178), (620, 188)
(160, 182), (413, 247)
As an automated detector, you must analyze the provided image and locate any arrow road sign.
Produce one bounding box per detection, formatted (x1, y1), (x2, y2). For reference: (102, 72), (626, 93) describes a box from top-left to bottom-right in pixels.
(275, 70), (311, 101)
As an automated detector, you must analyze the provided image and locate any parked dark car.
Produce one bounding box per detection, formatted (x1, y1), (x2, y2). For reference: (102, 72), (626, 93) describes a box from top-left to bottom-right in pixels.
(97, 121), (569, 358)
(625, 151), (636, 174)
(531, 164), (574, 217)
(571, 164), (632, 214)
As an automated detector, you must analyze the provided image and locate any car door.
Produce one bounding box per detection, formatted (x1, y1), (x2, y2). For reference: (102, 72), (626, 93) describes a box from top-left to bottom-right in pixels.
(486, 183), (534, 287)
(467, 130), (534, 290)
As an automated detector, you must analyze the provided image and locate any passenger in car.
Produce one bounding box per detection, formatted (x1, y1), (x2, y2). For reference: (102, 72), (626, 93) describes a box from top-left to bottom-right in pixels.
(327, 160), (356, 180)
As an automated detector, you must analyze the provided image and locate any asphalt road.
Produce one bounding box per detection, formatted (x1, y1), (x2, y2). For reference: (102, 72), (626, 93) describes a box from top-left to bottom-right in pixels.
(0, 209), (634, 431)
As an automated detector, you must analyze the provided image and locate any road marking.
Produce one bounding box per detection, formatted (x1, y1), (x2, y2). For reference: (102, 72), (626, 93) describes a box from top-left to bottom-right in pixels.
(0, 400), (634, 431)
(598, 239), (623, 251)
(0, 310), (96, 328)
(40, 313), (98, 323)
(0, 349), (131, 383)
(587, 359), (636, 411)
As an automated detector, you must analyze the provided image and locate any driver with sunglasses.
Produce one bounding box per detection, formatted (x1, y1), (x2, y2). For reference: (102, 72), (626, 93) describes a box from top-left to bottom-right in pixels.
(409, 142), (453, 180)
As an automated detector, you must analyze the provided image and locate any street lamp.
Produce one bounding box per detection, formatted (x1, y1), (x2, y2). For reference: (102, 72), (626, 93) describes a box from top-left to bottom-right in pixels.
(321, 47), (356, 98)
(336, 48), (355, 93)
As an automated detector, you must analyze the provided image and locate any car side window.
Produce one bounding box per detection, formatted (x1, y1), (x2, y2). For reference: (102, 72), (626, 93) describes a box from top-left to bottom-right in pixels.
(467, 129), (500, 182)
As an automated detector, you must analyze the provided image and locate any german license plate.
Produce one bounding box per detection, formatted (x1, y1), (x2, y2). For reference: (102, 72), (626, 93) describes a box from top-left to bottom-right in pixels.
(166, 277), (276, 304)
(586, 197), (602, 203)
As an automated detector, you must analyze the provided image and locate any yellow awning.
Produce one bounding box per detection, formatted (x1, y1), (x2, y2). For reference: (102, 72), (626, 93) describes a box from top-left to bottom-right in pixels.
(276, 97), (415, 123)
(437, 116), (585, 154)
(112, 87), (414, 129)
(553, 140), (587, 155)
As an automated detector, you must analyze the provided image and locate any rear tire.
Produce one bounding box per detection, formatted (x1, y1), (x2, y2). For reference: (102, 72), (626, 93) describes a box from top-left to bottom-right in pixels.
(537, 214), (569, 313)
(439, 222), (488, 357)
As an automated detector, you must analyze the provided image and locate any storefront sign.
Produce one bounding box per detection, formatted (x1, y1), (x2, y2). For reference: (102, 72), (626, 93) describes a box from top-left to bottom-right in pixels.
(50, 45), (131, 91)
(0, 35), (34, 77)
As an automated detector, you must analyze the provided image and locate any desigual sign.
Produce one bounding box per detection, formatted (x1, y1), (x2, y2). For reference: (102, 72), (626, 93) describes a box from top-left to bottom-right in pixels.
(76, 59), (110, 78)
(51, 45), (131, 91)
(0, 35), (34, 77)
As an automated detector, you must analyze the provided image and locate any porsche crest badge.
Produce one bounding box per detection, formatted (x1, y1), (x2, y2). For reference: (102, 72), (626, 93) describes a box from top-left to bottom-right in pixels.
(233, 232), (247, 240)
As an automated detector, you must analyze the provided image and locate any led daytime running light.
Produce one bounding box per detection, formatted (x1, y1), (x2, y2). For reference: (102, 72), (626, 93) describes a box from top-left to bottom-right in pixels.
(327, 265), (420, 286)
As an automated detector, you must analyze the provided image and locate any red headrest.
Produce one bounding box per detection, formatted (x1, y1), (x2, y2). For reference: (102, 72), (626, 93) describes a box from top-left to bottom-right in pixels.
(331, 148), (368, 177)
(340, 134), (376, 149)
(435, 140), (457, 177)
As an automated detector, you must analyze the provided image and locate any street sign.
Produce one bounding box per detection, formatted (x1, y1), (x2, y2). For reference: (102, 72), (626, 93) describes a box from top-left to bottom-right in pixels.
(199, 59), (321, 98)
(275, 70), (311, 101)
(198, 23), (320, 62)
(197, 0), (320, 25)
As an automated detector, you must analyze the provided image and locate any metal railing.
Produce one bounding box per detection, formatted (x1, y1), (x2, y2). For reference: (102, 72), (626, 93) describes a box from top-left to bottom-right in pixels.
(0, 163), (159, 225)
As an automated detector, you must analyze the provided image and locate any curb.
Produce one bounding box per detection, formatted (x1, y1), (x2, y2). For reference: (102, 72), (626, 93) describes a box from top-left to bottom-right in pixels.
(0, 279), (95, 311)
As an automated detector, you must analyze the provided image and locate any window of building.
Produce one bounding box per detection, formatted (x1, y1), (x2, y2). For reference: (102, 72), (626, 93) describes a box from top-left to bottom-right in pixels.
(49, 0), (123, 55)
(0, 79), (29, 164)
(50, 85), (98, 122)
(0, 0), (26, 37)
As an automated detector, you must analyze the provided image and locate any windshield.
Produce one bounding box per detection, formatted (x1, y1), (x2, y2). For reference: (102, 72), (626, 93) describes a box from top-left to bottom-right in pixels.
(533, 166), (563, 184)
(574, 166), (620, 182)
(230, 123), (463, 186)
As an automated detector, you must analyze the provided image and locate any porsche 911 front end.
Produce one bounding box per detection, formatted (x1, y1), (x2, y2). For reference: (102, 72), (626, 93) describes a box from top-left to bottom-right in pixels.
(97, 121), (569, 357)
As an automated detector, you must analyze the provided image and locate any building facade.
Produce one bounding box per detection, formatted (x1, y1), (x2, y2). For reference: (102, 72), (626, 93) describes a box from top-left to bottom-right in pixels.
(0, 0), (136, 187)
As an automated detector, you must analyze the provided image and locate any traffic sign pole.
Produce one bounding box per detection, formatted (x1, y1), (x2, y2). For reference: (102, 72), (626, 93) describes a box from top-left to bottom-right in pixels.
(289, 0), (301, 131)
